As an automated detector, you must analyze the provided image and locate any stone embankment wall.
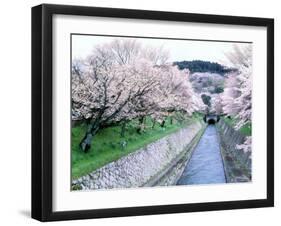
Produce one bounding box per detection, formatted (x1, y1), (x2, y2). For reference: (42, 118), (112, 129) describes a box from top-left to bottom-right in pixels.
(216, 119), (251, 183)
(72, 121), (204, 190)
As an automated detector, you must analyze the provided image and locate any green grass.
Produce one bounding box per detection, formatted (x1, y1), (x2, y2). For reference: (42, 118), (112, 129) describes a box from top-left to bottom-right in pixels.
(72, 115), (199, 179)
(223, 117), (252, 136)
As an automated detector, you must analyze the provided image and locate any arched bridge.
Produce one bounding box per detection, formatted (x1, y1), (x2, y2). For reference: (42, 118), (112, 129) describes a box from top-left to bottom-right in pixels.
(203, 114), (220, 124)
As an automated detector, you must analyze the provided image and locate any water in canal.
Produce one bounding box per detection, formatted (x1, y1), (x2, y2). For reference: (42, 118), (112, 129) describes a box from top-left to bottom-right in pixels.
(177, 125), (226, 185)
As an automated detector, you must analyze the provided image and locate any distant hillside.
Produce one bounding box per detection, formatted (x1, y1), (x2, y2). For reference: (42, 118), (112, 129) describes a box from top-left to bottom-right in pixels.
(190, 72), (225, 94)
(189, 72), (226, 112)
(173, 60), (236, 75)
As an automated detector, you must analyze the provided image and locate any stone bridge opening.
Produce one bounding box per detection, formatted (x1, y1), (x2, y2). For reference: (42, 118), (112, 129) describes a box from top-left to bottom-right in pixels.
(204, 115), (220, 124)
(207, 118), (216, 124)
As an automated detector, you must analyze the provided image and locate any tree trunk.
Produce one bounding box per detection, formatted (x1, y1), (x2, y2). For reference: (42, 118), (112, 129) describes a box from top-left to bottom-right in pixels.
(120, 121), (126, 137)
(170, 117), (173, 125)
(160, 120), (166, 128)
(79, 123), (100, 153)
(152, 118), (156, 129)
(203, 115), (207, 123)
(137, 116), (145, 134)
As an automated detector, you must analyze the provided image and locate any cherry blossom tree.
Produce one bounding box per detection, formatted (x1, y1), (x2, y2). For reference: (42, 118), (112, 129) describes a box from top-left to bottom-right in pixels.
(236, 136), (251, 153)
(221, 72), (241, 116)
(222, 44), (252, 153)
(148, 66), (201, 127)
(222, 44), (252, 128)
(72, 39), (199, 152)
(210, 93), (223, 115)
(72, 62), (160, 152)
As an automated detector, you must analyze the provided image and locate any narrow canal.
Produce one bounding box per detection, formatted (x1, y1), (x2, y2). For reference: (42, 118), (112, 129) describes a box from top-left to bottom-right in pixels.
(177, 125), (226, 185)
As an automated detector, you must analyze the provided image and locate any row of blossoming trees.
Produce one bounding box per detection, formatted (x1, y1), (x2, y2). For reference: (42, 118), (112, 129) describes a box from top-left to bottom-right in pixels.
(72, 39), (203, 152)
(212, 45), (252, 153)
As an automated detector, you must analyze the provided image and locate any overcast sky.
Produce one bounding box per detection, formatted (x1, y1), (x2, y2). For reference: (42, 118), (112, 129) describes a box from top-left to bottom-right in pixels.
(72, 34), (251, 65)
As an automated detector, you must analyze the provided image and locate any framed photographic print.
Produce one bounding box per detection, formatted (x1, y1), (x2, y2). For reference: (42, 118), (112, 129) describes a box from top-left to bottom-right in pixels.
(31, 4), (274, 221)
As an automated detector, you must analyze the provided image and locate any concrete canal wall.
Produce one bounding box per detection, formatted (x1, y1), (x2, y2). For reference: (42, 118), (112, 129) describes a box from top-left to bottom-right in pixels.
(216, 119), (251, 183)
(72, 121), (204, 190)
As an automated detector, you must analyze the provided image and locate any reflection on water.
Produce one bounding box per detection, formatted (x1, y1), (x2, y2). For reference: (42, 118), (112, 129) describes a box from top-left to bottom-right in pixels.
(177, 125), (226, 185)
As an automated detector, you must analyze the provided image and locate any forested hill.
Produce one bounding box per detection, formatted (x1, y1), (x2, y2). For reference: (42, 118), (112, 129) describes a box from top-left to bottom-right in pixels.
(173, 60), (236, 75)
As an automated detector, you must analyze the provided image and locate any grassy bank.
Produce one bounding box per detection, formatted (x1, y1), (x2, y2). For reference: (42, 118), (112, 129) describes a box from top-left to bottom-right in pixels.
(223, 117), (251, 136)
(72, 114), (201, 179)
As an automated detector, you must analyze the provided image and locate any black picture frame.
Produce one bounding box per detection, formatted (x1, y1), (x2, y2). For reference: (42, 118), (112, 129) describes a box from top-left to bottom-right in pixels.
(32, 3), (274, 222)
